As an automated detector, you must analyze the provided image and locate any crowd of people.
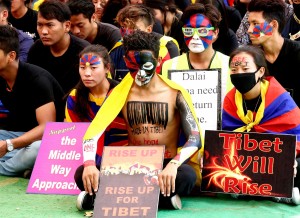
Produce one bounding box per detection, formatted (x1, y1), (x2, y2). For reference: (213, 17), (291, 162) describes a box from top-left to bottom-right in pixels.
(0, 0), (300, 212)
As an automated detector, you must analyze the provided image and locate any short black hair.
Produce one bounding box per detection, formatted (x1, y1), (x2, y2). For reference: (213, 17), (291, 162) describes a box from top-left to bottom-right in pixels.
(0, 0), (11, 11)
(123, 30), (160, 58)
(143, 0), (177, 14)
(0, 25), (19, 59)
(248, 0), (285, 33)
(68, 0), (95, 21)
(39, 0), (71, 22)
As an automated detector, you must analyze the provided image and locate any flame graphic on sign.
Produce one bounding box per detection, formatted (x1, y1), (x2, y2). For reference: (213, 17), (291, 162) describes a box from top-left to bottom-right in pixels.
(204, 138), (252, 191)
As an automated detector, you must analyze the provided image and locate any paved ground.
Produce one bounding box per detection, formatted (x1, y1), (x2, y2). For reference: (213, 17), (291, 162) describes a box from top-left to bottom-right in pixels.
(1, 176), (300, 218)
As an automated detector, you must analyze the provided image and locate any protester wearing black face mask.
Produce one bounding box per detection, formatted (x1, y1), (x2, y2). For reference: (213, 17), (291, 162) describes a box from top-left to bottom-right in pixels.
(282, 0), (300, 41)
(222, 45), (300, 205)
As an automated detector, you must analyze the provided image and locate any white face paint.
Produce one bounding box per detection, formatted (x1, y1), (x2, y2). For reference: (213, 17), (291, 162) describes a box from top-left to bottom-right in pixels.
(134, 68), (154, 86)
(188, 34), (206, 53)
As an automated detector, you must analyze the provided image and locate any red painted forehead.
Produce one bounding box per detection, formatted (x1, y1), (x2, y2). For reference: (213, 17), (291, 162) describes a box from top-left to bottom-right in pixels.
(184, 14), (212, 28)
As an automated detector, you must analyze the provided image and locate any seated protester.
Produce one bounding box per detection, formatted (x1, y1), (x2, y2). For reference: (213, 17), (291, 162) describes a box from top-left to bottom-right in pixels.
(110, 4), (179, 81)
(75, 30), (202, 211)
(144, 0), (186, 53)
(8, 0), (39, 41)
(68, 0), (122, 52)
(92, 0), (107, 22)
(282, 0), (300, 41)
(0, 0), (33, 62)
(222, 45), (300, 205)
(161, 3), (232, 103)
(236, 1), (293, 45)
(211, 0), (239, 56)
(65, 44), (119, 122)
(0, 25), (65, 177)
(27, 0), (90, 94)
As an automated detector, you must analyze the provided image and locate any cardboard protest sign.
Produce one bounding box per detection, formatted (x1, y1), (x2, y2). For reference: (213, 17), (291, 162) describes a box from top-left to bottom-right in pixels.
(93, 146), (164, 218)
(168, 69), (221, 132)
(27, 122), (89, 195)
(201, 130), (296, 198)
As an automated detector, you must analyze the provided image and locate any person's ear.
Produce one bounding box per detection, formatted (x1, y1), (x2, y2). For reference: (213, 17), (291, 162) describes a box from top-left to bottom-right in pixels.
(212, 28), (219, 42)
(269, 20), (278, 32)
(146, 25), (153, 33)
(8, 51), (17, 63)
(64, 20), (71, 33)
(258, 67), (265, 78)
(91, 13), (97, 22)
(2, 9), (8, 20)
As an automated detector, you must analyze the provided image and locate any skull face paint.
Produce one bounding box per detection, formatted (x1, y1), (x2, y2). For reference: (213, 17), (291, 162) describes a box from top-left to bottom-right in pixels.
(252, 21), (273, 38)
(124, 50), (157, 86)
(182, 14), (214, 53)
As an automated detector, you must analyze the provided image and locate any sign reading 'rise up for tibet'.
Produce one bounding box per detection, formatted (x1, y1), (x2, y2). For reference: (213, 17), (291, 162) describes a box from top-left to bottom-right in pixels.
(202, 130), (296, 198)
(93, 146), (164, 218)
(27, 122), (89, 195)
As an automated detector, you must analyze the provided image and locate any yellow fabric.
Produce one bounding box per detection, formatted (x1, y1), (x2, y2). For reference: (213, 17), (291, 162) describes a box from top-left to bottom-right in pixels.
(234, 80), (269, 132)
(32, 0), (44, 11)
(84, 73), (203, 186)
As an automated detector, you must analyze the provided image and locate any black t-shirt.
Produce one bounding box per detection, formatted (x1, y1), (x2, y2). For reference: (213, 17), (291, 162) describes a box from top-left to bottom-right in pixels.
(8, 8), (39, 41)
(93, 22), (122, 51)
(0, 62), (64, 132)
(267, 38), (300, 106)
(27, 34), (90, 93)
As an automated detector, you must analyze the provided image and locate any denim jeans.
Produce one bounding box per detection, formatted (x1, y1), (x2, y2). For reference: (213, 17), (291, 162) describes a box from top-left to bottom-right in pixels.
(0, 130), (41, 176)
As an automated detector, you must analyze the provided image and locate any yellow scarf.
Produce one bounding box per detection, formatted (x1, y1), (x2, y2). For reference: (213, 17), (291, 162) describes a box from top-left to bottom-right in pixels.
(234, 80), (269, 132)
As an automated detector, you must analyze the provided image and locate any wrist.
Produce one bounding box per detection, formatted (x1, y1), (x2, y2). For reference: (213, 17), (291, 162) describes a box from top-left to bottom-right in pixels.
(169, 159), (180, 167)
(83, 160), (96, 167)
(6, 139), (14, 152)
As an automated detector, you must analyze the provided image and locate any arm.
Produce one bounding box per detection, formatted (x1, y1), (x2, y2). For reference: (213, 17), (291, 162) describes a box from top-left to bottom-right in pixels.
(0, 102), (56, 157)
(158, 91), (201, 196)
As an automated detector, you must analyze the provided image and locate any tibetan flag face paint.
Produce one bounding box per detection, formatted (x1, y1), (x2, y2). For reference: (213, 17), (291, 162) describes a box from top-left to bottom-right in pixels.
(120, 27), (135, 37)
(252, 21), (273, 38)
(183, 14), (214, 53)
(124, 50), (157, 86)
(80, 54), (101, 66)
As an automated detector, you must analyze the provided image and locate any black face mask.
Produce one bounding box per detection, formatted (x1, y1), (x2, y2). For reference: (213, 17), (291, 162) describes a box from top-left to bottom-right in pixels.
(230, 70), (260, 94)
(294, 4), (300, 18)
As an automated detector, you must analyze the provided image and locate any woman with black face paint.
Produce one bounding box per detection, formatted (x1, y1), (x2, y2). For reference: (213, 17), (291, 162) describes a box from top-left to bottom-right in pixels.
(282, 0), (300, 41)
(222, 45), (300, 205)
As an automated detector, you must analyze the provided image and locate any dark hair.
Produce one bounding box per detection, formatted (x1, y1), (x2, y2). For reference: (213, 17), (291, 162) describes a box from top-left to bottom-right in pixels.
(39, 0), (71, 22)
(74, 45), (111, 120)
(68, 0), (95, 21)
(0, 0), (11, 11)
(248, 0), (285, 33)
(101, 0), (129, 27)
(229, 45), (269, 76)
(143, 0), (177, 14)
(0, 25), (19, 59)
(123, 29), (160, 58)
(116, 4), (155, 27)
(181, 3), (221, 30)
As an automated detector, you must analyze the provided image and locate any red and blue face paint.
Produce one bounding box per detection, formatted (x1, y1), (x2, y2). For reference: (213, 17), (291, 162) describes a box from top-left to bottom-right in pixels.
(252, 21), (273, 38)
(124, 51), (157, 86)
(80, 54), (101, 66)
(120, 27), (135, 38)
(183, 14), (214, 50)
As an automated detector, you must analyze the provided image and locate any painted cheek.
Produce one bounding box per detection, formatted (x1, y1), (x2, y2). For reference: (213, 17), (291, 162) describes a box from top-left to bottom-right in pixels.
(252, 22), (273, 38)
(200, 34), (213, 49)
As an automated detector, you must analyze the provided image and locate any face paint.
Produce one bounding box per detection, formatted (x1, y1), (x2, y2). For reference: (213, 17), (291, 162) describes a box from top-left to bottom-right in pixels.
(182, 14), (214, 53)
(80, 54), (101, 66)
(124, 51), (157, 86)
(230, 56), (249, 68)
(120, 27), (135, 37)
(252, 21), (273, 38)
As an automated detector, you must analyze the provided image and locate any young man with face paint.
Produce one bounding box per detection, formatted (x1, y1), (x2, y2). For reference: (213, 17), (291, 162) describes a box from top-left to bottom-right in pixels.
(223, 45), (300, 205)
(247, 0), (300, 107)
(161, 3), (232, 103)
(77, 30), (202, 210)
